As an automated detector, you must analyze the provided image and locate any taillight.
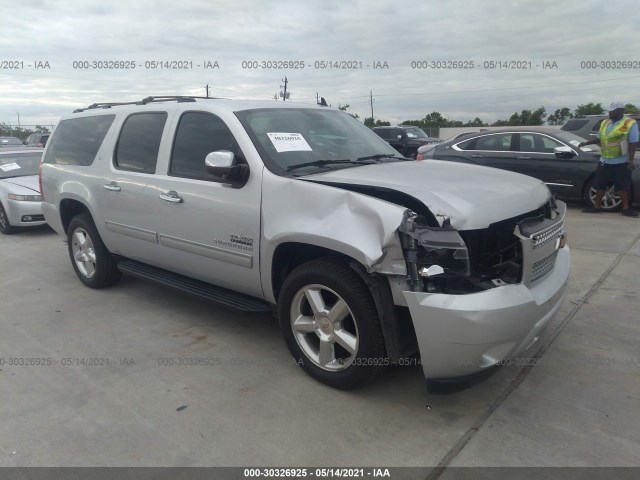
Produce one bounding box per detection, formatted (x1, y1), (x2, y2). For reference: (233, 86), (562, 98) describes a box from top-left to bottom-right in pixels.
(38, 162), (44, 200)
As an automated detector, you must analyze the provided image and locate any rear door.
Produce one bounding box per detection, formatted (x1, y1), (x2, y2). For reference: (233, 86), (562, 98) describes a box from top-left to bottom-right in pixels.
(149, 110), (263, 298)
(97, 111), (169, 262)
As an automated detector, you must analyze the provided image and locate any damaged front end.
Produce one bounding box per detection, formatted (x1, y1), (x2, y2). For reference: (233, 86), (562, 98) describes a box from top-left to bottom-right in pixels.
(398, 198), (564, 295)
(399, 198), (570, 379)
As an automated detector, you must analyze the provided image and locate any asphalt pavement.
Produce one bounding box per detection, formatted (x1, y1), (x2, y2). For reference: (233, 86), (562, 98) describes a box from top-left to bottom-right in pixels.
(0, 204), (639, 476)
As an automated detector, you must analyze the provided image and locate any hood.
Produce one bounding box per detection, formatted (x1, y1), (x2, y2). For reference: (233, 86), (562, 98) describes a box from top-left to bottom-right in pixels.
(1, 175), (40, 194)
(303, 160), (550, 230)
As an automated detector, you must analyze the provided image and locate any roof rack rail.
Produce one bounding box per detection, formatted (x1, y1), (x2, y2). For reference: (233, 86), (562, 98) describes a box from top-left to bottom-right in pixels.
(73, 95), (218, 113)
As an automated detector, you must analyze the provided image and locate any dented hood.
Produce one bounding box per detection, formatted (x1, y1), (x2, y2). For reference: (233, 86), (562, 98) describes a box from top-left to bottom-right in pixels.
(304, 160), (550, 230)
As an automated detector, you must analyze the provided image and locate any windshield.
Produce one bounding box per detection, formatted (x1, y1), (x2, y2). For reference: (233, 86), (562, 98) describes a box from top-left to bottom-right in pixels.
(554, 130), (601, 153)
(404, 127), (429, 139)
(236, 108), (401, 174)
(0, 152), (43, 179)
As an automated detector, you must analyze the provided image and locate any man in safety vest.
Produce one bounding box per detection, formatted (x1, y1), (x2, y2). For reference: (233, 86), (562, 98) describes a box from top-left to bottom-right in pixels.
(579, 101), (638, 217)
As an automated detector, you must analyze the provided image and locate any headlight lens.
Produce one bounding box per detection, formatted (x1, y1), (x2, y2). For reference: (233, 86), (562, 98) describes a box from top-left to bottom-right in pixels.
(8, 194), (43, 201)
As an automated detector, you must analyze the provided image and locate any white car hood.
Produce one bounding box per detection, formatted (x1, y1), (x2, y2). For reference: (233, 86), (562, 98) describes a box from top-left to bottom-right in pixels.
(1, 175), (40, 194)
(304, 160), (550, 230)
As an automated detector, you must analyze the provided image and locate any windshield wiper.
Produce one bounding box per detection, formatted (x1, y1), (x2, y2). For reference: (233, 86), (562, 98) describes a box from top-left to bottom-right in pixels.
(286, 159), (373, 172)
(356, 154), (401, 161)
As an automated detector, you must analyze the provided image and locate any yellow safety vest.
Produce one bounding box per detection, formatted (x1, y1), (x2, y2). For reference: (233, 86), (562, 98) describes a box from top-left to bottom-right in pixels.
(599, 117), (636, 158)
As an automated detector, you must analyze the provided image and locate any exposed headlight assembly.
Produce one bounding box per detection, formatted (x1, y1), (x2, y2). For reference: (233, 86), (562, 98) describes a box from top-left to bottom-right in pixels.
(399, 210), (470, 292)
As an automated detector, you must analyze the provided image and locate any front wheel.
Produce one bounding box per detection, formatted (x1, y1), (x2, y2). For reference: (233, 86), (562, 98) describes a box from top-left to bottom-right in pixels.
(278, 258), (386, 390)
(0, 203), (16, 234)
(585, 178), (622, 211)
(67, 213), (121, 288)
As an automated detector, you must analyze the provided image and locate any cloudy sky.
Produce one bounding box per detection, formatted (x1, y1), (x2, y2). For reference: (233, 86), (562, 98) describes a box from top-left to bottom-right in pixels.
(2, 0), (639, 128)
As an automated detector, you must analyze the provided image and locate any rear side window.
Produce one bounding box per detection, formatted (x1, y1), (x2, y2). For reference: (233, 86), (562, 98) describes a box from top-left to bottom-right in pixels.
(561, 119), (588, 132)
(114, 112), (167, 173)
(43, 114), (115, 166)
(476, 133), (513, 151)
(374, 128), (389, 140)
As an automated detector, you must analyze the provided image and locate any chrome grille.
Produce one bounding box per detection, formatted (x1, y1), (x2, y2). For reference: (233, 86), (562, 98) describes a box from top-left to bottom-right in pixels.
(531, 251), (559, 282)
(514, 201), (566, 286)
(532, 223), (563, 249)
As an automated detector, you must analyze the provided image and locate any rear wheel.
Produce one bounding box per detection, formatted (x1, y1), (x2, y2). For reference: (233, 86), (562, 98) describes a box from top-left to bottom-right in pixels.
(67, 213), (121, 288)
(585, 178), (622, 211)
(0, 203), (16, 234)
(278, 258), (386, 390)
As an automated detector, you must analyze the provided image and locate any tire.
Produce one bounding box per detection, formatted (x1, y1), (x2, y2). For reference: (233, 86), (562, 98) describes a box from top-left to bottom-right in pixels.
(0, 203), (16, 234)
(278, 258), (386, 390)
(67, 213), (121, 288)
(584, 178), (622, 211)
(405, 149), (417, 159)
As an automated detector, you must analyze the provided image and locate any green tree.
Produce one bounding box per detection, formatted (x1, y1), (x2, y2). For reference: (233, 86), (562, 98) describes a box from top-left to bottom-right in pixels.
(364, 117), (390, 128)
(338, 104), (360, 120)
(624, 103), (639, 114)
(547, 107), (573, 125)
(492, 106), (546, 126)
(574, 102), (605, 116)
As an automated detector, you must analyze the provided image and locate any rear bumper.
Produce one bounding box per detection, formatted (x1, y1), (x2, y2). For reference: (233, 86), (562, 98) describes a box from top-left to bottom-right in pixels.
(41, 201), (65, 235)
(403, 246), (570, 379)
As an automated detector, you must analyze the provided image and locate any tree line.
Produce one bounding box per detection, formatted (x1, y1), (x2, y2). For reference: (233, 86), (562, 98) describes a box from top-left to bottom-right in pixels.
(0, 123), (51, 142)
(339, 102), (639, 129)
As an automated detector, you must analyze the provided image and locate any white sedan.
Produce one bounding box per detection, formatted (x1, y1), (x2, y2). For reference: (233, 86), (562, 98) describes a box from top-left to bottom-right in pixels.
(0, 148), (46, 234)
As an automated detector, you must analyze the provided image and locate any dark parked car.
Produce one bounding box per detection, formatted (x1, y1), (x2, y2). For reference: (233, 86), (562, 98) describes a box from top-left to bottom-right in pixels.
(25, 133), (50, 148)
(0, 137), (25, 148)
(372, 125), (439, 159)
(561, 114), (640, 140)
(418, 127), (639, 210)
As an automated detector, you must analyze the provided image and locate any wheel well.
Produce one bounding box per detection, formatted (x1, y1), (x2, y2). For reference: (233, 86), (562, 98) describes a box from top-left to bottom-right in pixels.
(60, 199), (91, 234)
(271, 243), (352, 301)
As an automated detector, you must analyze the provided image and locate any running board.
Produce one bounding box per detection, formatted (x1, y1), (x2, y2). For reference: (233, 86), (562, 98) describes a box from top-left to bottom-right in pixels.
(116, 258), (272, 313)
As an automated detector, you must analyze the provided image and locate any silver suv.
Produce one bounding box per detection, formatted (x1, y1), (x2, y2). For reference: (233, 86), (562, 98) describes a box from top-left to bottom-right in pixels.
(40, 96), (570, 390)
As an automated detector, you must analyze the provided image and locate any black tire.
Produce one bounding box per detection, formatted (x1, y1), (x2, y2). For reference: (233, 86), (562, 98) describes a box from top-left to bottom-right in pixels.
(278, 258), (386, 390)
(0, 203), (16, 234)
(67, 213), (121, 288)
(584, 178), (622, 211)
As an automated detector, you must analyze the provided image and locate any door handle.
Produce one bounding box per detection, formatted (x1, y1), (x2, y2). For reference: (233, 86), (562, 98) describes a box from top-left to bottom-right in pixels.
(470, 154), (483, 158)
(103, 182), (121, 192)
(159, 190), (183, 203)
(517, 155), (531, 159)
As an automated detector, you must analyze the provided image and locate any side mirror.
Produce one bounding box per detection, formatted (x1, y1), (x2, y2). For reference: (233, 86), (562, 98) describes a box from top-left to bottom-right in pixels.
(554, 146), (576, 159)
(205, 151), (249, 186)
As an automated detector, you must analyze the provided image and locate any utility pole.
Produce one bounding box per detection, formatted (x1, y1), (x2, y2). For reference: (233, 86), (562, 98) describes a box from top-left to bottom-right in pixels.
(205, 84), (210, 98)
(17, 111), (21, 129)
(369, 91), (374, 121)
(281, 76), (288, 101)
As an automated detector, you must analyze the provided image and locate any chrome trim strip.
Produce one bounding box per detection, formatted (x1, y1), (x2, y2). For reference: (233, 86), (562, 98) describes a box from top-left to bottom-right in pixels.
(105, 221), (158, 243)
(545, 183), (574, 187)
(159, 234), (253, 268)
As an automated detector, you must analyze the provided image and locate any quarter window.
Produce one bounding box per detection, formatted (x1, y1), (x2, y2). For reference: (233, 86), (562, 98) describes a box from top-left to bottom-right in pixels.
(114, 112), (167, 173)
(43, 115), (115, 166)
(170, 112), (242, 180)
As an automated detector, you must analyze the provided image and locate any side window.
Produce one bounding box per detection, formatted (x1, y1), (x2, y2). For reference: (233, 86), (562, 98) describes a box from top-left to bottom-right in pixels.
(476, 133), (513, 151)
(538, 135), (563, 153)
(114, 112), (167, 173)
(592, 119), (604, 133)
(519, 134), (536, 152)
(43, 114), (115, 166)
(170, 111), (242, 180)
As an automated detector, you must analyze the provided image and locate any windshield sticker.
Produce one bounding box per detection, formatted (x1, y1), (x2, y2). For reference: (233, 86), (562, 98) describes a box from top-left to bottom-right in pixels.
(0, 162), (21, 172)
(267, 133), (312, 153)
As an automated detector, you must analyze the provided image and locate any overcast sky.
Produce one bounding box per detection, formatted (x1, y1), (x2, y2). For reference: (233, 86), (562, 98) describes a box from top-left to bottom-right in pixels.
(2, 0), (639, 127)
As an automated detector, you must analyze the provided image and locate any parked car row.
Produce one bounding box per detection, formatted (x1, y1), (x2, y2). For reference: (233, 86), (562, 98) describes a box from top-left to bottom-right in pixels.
(0, 133), (49, 148)
(417, 126), (639, 211)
